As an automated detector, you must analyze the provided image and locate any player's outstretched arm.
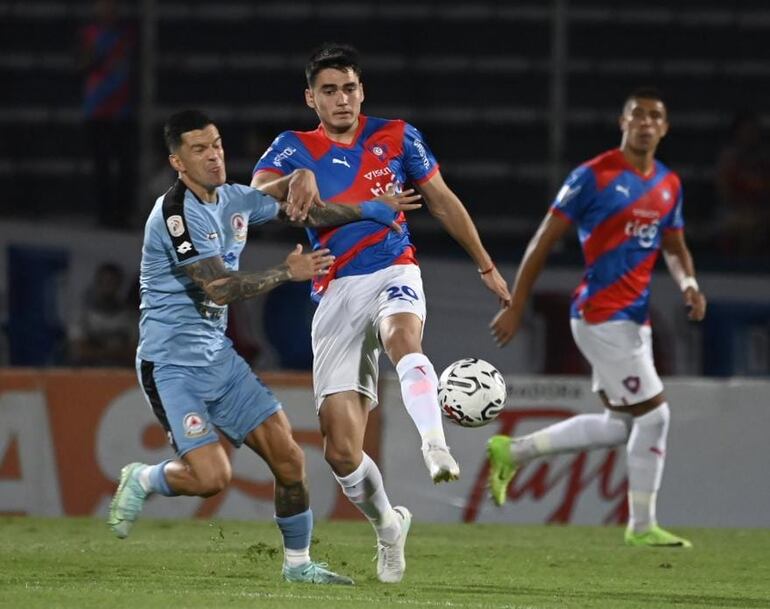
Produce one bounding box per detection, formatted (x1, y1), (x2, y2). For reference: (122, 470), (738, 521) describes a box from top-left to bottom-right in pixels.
(415, 171), (509, 304)
(661, 230), (706, 321)
(490, 211), (571, 347)
(277, 190), (422, 232)
(252, 169), (323, 222)
(183, 247), (334, 306)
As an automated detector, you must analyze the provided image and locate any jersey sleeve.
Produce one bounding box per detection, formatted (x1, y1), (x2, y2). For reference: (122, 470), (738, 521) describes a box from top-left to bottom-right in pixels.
(402, 122), (440, 183)
(549, 165), (595, 223)
(663, 181), (685, 232)
(230, 183), (281, 225)
(253, 132), (299, 177)
(163, 200), (220, 267)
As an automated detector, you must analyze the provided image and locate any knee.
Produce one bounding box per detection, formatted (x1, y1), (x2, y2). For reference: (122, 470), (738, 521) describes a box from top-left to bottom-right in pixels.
(194, 465), (232, 497)
(324, 438), (361, 477)
(272, 441), (305, 485)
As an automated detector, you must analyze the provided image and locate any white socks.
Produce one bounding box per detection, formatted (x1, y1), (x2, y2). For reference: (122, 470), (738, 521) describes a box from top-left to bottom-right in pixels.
(627, 403), (670, 533)
(334, 453), (400, 544)
(396, 352), (447, 449)
(511, 410), (632, 462)
(508, 401), (671, 534)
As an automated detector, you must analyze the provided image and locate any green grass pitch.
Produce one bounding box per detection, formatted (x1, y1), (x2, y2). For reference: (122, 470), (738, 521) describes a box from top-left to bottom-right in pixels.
(1, 517), (768, 609)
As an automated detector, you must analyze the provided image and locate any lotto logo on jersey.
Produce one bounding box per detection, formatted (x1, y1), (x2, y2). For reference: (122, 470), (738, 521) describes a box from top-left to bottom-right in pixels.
(624, 219), (659, 248)
(176, 241), (193, 254)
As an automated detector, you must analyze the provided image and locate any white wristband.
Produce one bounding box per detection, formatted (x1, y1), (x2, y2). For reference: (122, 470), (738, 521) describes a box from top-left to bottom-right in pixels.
(679, 276), (699, 292)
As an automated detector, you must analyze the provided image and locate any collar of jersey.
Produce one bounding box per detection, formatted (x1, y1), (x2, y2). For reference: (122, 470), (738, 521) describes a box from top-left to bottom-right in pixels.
(317, 115), (368, 149)
(613, 148), (657, 181)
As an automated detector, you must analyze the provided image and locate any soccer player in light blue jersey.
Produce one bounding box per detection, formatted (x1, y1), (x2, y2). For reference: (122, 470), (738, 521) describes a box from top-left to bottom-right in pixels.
(108, 110), (420, 585)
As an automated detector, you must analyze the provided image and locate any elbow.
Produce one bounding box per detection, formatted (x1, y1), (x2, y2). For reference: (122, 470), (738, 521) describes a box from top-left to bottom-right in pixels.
(202, 284), (232, 306)
(210, 294), (230, 307)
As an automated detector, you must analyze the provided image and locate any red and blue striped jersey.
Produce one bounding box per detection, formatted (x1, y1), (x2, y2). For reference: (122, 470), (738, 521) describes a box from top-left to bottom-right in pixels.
(253, 115), (439, 300)
(550, 149), (684, 324)
(79, 20), (137, 119)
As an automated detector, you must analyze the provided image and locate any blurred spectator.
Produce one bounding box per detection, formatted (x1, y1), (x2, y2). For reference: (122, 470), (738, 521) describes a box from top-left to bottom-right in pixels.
(715, 111), (770, 256)
(77, 0), (139, 229)
(68, 263), (137, 366)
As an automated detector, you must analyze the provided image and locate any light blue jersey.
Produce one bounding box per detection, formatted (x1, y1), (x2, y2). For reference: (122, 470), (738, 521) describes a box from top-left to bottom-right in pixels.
(137, 180), (279, 366)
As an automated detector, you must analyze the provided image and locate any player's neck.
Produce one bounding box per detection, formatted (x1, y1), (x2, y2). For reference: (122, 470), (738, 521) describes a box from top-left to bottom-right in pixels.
(620, 146), (656, 177)
(321, 119), (360, 145)
(180, 175), (218, 203)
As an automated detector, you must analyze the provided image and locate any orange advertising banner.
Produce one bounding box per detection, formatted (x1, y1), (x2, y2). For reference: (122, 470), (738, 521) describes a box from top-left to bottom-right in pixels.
(0, 369), (381, 519)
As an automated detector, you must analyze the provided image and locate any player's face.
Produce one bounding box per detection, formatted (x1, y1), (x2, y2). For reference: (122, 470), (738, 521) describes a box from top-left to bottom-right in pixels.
(169, 124), (227, 191)
(305, 68), (365, 134)
(619, 98), (669, 154)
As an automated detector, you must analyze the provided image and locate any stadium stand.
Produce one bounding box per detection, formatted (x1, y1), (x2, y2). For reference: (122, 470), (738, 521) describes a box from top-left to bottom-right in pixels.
(3, 0), (770, 259)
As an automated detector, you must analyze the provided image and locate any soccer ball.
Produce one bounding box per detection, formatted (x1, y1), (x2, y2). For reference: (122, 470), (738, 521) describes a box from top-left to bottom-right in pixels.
(438, 358), (507, 427)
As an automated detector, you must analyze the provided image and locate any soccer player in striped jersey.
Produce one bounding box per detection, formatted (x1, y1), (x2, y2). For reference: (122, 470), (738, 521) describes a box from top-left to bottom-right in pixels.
(107, 110), (419, 585)
(488, 88), (706, 548)
(251, 44), (510, 582)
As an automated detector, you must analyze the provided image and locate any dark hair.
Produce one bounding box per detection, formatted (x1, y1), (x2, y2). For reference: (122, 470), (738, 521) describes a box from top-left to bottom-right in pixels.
(305, 43), (362, 87)
(625, 87), (666, 107)
(163, 109), (214, 152)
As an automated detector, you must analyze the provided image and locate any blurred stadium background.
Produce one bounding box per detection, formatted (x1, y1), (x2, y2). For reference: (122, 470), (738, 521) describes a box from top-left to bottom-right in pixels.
(2, 0), (769, 537)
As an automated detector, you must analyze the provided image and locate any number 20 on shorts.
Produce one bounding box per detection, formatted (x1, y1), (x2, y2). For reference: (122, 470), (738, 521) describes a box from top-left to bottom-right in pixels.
(386, 285), (419, 301)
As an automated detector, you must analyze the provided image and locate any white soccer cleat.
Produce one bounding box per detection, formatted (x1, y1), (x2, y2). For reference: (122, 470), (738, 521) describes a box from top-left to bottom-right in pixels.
(422, 443), (460, 483)
(376, 506), (412, 583)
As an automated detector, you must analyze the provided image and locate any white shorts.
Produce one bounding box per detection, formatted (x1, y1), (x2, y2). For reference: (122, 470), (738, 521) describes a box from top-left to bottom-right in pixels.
(570, 318), (664, 407)
(311, 265), (427, 411)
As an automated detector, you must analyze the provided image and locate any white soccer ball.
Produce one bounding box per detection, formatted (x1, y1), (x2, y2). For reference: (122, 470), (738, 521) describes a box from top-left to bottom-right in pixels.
(438, 358), (507, 427)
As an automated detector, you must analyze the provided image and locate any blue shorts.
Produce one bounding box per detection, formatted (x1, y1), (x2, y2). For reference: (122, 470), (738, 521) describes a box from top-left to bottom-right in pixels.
(136, 350), (282, 457)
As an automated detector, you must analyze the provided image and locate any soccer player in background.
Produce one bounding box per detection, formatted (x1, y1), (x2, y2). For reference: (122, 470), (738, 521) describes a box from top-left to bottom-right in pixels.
(488, 88), (706, 547)
(108, 109), (420, 585)
(251, 44), (510, 583)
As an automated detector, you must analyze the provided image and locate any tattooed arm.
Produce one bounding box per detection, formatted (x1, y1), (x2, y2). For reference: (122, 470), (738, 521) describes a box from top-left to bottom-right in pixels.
(183, 244), (334, 306)
(277, 189), (423, 231)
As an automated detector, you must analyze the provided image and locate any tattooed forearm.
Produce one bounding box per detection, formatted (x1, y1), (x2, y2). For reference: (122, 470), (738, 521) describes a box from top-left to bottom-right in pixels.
(279, 201), (362, 227)
(274, 478), (310, 517)
(183, 256), (291, 306)
(207, 266), (292, 304)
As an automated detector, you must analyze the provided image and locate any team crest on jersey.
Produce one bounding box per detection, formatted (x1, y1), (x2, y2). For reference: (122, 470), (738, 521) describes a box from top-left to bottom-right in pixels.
(166, 215), (185, 237)
(367, 142), (389, 161)
(622, 376), (641, 394)
(183, 412), (207, 437)
(231, 213), (247, 241)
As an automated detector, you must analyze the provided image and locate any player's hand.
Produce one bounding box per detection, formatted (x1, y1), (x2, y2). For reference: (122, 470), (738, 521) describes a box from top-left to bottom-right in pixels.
(361, 190), (422, 234)
(490, 304), (522, 347)
(684, 287), (706, 321)
(285, 244), (335, 281)
(286, 169), (325, 222)
(480, 267), (511, 307)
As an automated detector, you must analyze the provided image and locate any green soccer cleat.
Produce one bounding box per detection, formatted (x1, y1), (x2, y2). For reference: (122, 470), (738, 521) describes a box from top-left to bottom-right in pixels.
(486, 435), (519, 507)
(282, 561), (354, 585)
(624, 525), (693, 548)
(107, 462), (149, 539)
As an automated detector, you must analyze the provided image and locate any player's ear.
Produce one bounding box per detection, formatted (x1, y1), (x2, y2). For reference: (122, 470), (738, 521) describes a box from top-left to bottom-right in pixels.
(305, 88), (315, 110)
(168, 153), (184, 173)
(360, 81), (365, 103)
